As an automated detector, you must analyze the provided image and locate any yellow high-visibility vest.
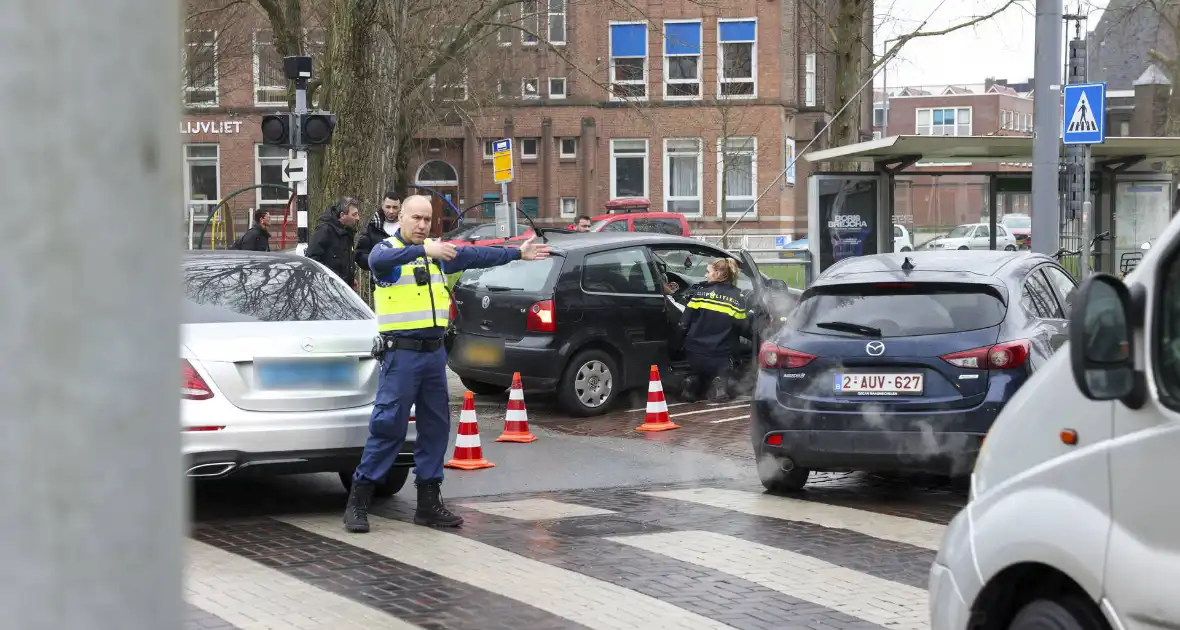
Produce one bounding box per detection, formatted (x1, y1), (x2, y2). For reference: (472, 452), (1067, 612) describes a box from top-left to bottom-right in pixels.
(373, 236), (450, 332)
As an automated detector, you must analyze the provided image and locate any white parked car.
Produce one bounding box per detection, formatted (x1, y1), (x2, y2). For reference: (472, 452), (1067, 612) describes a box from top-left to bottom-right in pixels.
(925, 222), (1018, 251)
(893, 224), (915, 252)
(181, 250), (413, 497)
(929, 219), (1180, 629)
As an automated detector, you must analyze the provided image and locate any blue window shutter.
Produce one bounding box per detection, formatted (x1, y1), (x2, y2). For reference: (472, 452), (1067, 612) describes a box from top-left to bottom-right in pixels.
(610, 23), (647, 57)
(719, 20), (755, 43)
(482, 193), (499, 218)
(665, 22), (701, 55)
(521, 197), (539, 217)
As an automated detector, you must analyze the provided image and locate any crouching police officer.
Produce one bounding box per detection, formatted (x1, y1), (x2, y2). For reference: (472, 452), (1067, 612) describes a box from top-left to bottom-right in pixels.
(675, 258), (749, 402)
(344, 195), (550, 533)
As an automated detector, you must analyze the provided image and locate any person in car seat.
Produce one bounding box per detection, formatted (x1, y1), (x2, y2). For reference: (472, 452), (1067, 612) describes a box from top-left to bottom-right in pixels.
(675, 258), (749, 402)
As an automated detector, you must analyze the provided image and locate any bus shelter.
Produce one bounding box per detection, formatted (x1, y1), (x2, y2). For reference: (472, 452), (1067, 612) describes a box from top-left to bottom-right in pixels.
(801, 135), (1180, 279)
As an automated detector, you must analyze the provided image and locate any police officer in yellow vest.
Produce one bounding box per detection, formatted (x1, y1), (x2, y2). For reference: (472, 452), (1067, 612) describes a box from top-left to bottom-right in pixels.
(344, 195), (550, 534)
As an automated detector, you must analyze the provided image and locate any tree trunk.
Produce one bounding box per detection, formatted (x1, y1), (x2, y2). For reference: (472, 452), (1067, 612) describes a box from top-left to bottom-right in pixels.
(831, 0), (868, 171)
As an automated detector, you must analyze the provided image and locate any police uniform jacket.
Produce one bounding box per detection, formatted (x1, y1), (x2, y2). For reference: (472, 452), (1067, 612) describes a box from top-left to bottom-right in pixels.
(677, 280), (750, 356)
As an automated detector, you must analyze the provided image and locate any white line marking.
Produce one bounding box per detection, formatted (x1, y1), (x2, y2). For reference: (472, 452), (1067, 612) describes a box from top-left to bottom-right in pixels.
(710, 415), (749, 424)
(642, 488), (945, 550)
(186, 539), (421, 629)
(627, 402), (690, 412)
(608, 530), (929, 630)
(279, 515), (734, 630)
(459, 498), (616, 520)
(670, 404), (747, 418)
(707, 396), (750, 406)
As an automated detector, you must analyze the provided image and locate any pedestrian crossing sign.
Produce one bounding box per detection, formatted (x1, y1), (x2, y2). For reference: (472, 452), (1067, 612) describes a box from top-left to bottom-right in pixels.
(1062, 82), (1106, 145)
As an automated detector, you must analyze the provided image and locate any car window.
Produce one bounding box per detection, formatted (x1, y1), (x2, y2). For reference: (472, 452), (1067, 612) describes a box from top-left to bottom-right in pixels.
(1039, 266), (1078, 315)
(976, 225), (990, 238)
(649, 247), (753, 292)
(593, 218), (629, 232)
(1002, 215), (1031, 229)
(1156, 253), (1180, 404)
(455, 256), (559, 292)
(635, 218), (683, 235)
(470, 224), (499, 239)
(582, 247), (659, 295)
(1021, 270), (1063, 319)
(788, 283), (1007, 338)
(996, 226), (1009, 237)
(182, 258), (371, 323)
(894, 226), (902, 239)
(948, 225), (972, 238)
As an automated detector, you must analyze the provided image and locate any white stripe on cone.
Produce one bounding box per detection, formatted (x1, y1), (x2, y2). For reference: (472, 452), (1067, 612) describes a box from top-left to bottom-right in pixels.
(649, 380), (664, 393)
(455, 433), (482, 448)
(459, 409), (477, 423)
(646, 401), (668, 414)
(505, 409), (528, 422)
(509, 389), (524, 400)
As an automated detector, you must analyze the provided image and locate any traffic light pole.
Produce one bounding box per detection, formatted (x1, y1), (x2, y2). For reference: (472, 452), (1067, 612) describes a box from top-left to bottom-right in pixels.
(293, 72), (310, 246)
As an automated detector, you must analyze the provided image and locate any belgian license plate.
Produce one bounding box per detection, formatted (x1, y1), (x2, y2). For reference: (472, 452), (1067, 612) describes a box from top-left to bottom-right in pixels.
(256, 360), (354, 389)
(834, 373), (924, 396)
(458, 338), (504, 367)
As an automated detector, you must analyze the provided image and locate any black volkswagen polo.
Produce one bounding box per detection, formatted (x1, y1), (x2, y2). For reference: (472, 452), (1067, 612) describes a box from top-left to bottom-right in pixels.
(445, 232), (796, 416)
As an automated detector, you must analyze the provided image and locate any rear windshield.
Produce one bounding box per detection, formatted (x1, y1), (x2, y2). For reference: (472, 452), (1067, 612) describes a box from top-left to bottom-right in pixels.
(1002, 216), (1031, 229)
(788, 283), (1006, 338)
(455, 256), (560, 292)
(182, 260), (372, 323)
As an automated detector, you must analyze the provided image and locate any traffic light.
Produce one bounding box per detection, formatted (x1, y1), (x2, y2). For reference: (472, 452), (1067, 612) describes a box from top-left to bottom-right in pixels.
(261, 113), (293, 146)
(259, 112), (334, 148)
(302, 112), (336, 145)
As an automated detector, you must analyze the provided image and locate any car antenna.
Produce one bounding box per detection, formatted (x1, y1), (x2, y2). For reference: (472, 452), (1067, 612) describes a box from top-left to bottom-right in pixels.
(901, 256), (915, 273)
(515, 207), (547, 243)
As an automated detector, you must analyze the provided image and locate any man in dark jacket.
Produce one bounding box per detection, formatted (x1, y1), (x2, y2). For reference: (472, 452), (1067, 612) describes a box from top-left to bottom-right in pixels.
(307, 197), (362, 288)
(355, 192), (402, 274)
(675, 258), (750, 402)
(233, 209), (272, 251)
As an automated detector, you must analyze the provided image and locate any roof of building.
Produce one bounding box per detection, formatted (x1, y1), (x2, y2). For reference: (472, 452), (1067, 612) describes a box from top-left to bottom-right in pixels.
(804, 134), (1180, 165)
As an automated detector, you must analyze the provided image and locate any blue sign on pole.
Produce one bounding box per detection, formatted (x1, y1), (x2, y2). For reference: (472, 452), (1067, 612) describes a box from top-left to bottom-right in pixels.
(1062, 82), (1106, 145)
(492, 139), (512, 153)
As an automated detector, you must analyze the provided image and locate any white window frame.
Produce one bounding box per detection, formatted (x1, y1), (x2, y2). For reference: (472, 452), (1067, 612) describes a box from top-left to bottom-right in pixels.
(521, 0), (539, 45)
(717, 18), (757, 99)
(559, 197), (578, 217)
(252, 30), (286, 106)
(609, 138), (649, 199)
(522, 77), (540, 99)
(608, 20), (648, 102)
(548, 0), (567, 45)
(498, 8), (512, 46)
(183, 29), (219, 108)
(804, 53), (816, 106)
(559, 137), (577, 159)
(916, 107), (972, 136)
(663, 19), (701, 101)
(483, 140), (496, 160)
(183, 144), (221, 218)
(549, 76), (567, 99)
(254, 144), (291, 208)
(716, 136), (757, 218)
(429, 73), (469, 101)
(663, 138), (703, 216)
(520, 138), (539, 160)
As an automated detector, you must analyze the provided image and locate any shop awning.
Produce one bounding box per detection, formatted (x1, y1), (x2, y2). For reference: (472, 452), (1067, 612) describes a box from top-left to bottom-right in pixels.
(803, 135), (1180, 166)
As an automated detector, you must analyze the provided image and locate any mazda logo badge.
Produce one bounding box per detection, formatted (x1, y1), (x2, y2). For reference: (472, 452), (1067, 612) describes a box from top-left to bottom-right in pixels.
(865, 341), (885, 356)
(301, 338), (314, 353)
(481, 296), (490, 309)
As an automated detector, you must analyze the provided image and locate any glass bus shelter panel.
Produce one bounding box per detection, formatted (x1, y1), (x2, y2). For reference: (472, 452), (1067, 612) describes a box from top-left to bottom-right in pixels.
(812, 176), (881, 272)
(894, 174), (1013, 251)
(1115, 180), (1172, 274)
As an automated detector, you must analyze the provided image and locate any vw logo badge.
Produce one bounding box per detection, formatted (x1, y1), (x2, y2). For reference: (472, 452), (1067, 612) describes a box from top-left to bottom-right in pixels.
(301, 338), (315, 353)
(865, 341), (885, 356)
(481, 296), (490, 309)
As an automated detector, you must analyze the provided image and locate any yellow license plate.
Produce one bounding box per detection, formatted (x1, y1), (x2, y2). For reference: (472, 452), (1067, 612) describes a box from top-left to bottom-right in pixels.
(462, 340), (504, 367)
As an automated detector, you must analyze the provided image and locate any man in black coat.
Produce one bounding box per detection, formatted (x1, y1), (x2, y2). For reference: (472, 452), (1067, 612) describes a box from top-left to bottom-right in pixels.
(355, 192), (402, 273)
(233, 209), (272, 251)
(307, 197), (362, 288)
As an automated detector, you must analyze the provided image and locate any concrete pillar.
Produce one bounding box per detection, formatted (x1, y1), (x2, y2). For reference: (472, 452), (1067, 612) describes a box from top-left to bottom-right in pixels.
(0, 1), (184, 628)
(580, 117), (597, 216)
(540, 117), (553, 219)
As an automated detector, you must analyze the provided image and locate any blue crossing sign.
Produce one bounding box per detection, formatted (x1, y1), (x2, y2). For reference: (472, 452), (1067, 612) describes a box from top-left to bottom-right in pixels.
(1062, 82), (1106, 145)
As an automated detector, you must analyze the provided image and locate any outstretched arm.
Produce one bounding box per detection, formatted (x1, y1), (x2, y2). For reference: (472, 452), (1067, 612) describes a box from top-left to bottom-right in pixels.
(440, 246), (522, 274)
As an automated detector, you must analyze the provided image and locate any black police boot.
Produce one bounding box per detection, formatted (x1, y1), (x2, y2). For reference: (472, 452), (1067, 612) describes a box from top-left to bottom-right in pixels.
(708, 376), (730, 402)
(679, 375), (700, 402)
(343, 481), (375, 533)
(413, 479), (464, 528)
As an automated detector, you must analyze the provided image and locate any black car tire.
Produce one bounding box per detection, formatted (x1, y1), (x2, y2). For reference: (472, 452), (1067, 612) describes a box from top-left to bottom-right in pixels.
(1005, 244), (1017, 251)
(759, 459), (811, 493)
(1008, 597), (1106, 630)
(958, 246), (969, 250)
(559, 349), (619, 417)
(900, 246), (912, 252)
(460, 377), (508, 395)
(338, 467), (410, 498)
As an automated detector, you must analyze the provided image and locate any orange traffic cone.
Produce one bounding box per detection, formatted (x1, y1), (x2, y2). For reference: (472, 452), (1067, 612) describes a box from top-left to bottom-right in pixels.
(497, 372), (538, 443)
(445, 392), (495, 470)
(636, 365), (680, 432)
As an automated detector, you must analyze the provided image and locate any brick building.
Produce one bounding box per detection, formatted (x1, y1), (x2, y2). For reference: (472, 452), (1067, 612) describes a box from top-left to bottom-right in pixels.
(181, 1), (866, 247)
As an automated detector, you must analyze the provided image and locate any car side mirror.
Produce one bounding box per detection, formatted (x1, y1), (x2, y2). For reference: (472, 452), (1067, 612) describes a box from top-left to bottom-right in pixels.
(1068, 273), (1141, 404)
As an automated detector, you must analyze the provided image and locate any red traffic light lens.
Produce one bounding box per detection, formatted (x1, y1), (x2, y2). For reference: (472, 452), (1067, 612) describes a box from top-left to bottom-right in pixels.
(261, 116), (288, 144)
(303, 115), (334, 144)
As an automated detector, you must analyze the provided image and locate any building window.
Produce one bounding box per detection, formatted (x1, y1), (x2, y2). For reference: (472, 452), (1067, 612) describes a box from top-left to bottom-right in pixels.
(522, 77), (540, 99)
(609, 22), (648, 100)
(255, 145), (290, 208)
(804, 53), (816, 106)
(549, 77), (567, 99)
(483, 140), (495, 159)
(430, 74), (468, 101)
(521, 197), (540, 217)
(252, 30), (286, 105)
(521, 0), (539, 45)
(664, 138), (702, 215)
(520, 138), (539, 159)
(873, 105), (885, 127)
(718, 137), (756, 217)
(559, 137), (577, 158)
(559, 197), (578, 217)
(482, 193), (500, 219)
(183, 29), (218, 107)
(610, 139), (648, 199)
(548, 0), (566, 44)
(184, 144), (220, 217)
(1120, 120), (1131, 136)
(916, 107), (971, 136)
(664, 20), (701, 99)
(718, 19), (756, 97)
(498, 8), (511, 46)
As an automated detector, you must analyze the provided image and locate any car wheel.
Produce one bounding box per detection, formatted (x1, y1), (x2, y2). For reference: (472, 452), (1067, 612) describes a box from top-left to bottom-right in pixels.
(957, 246), (969, 250)
(559, 349), (619, 417)
(900, 246), (912, 252)
(338, 466), (410, 498)
(1005, 244), (1017, 251)
(759, 458), (811, 493)
(1008, 597), (1106, 630)
(460, 377), (508, 395)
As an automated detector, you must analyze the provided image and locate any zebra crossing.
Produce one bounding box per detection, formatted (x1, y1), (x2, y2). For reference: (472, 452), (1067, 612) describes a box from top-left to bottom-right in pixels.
(188, 481), (958, 630)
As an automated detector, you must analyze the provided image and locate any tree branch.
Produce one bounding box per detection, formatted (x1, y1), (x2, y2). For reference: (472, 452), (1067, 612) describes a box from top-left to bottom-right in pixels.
(872, 0), (1023, 73)
(186, 0), (250, 23)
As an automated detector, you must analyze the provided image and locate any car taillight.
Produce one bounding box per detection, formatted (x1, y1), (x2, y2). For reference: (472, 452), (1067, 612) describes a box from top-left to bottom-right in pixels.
(450, 301), (457, 321)
(940, 339), (1030, 370)
(182, 359), (214, 400)
(758, 342), (815, 369)
(526, 299), (556, 333)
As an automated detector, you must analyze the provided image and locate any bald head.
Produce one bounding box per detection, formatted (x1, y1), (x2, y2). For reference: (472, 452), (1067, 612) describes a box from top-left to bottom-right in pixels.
(398, 194), (434, 244)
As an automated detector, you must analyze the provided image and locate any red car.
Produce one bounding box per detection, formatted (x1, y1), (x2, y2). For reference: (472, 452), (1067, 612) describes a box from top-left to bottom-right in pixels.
(441, 222), (533, 247)
(567, 198), (693, 236)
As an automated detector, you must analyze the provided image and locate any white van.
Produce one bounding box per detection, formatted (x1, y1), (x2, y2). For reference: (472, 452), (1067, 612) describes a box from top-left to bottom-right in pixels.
(929, 222), (1179, 630)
